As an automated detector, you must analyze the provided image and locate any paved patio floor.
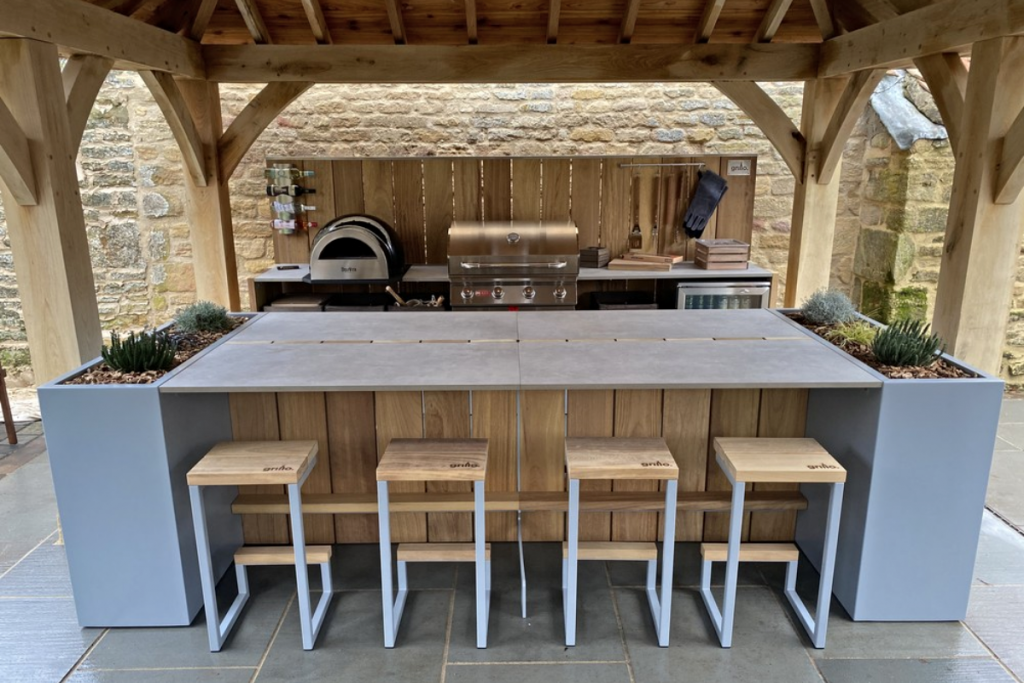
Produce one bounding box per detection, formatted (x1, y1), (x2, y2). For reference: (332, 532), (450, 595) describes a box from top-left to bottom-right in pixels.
(1, 403), (1023, 683)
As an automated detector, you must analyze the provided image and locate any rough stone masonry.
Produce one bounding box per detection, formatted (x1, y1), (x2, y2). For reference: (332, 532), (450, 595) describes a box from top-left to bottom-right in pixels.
(1, 74), (1021, 386)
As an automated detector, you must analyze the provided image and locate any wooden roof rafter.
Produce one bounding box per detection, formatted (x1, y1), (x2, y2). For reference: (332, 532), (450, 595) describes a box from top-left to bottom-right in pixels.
(695, 0), (726, 43)
(619, 0), (642, 44)
(547, 0), (561, 44)
(300, 0), (333, 44)
(756, 0), (796, 42)
(385, 0), (407, 45)
(465, 0), (478, 44)
(186, 0), (219, 41)
(234, 0), (273, 44)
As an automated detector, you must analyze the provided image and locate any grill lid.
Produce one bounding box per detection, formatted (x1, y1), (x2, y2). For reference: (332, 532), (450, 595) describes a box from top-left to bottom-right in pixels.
(447, 221), (579, 274)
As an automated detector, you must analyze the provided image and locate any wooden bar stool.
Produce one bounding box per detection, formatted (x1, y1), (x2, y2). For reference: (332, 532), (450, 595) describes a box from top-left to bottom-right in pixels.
(376, 438), (491, 648)
(563, 437), (679, 647)
(700, 437), (846, 649)
(187, 440), (333, 651)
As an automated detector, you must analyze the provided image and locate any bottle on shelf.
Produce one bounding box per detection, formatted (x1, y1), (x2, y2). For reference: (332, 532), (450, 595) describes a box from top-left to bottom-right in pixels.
(266, 184), (316, 197)
(271, 200), (317, 213)
(265, 167), (314, 180)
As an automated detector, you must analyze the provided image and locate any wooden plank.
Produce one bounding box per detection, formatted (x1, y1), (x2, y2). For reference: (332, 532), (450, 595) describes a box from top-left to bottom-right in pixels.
(482, 158), (512, 221)
(384, 0), (407, 44)
(424, 158), (454, 264)
(139, 71), (207, 187)
(332, 159), (365, 215)
(612, 390), (662, 543)
(423, 391), (473, 542)
(512, 158), (541, 220)
(567, 390), (614, 542)
(703, 389), (760, 543)
(663, 390), (711, 541)
(807, 0), (837, 39)
(234, 0), (272, 44)
(300, 0), (332, 44)
(712, 82), (804, 181)
(700, 542), (799, 562)
(749, 389), (809, 542)
(570, 158), (601, 248)
(715, 156), (757, 244)
(62, 55), (113, 158)
(187, 440), (317, 486)
(303, 159), (334, 252)
(453, 158), (481, 220)
(472, 390), (517, 541)
(277, 392), (334, 544)
(229, 392), (289, 544)
(695, 0), (726, 43)
(567, 438), (678, 480)
(520, 390), (565, 541)
(562, 541), (657, 561)
(547, 0), (561, 44)
(236, 545), (332, 565)
(756, 0), (795, 42)
(397, 543), (490, 562)
(375, 391), (427, 542)
(186, 0), (219, 41)
(619, 0), (642, 43)
(600, 158), (632, 256)
(542, 158), (571, 222)
(465, 0), (478, 44)
(219, 82), (313, 182)
(0, 0), (203, 78)
(362, 159), (396, 224)
(202, 44), (821, 84)
(0, 95), (37, 205)
(326, 391), (379, 543)
(818, 70), (886, 184)
(392, 159), (426, 264)
(998, 104), (1024, 203)
(272, 160), (312, 265)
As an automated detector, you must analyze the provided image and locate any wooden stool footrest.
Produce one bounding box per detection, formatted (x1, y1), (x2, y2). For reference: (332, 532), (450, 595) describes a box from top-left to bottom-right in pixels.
(700, 542), (799, 563)
(396, 543), (491, 562)
(562, 541), (658, 562)
(234, 545), (333, 566)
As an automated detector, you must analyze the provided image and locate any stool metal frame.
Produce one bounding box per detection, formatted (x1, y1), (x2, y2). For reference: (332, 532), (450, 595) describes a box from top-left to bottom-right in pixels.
(699, 454), (845, 649)
(563, 477), (679, 648)
(189, 456), (333, 651)
(378, 479), (491, 648)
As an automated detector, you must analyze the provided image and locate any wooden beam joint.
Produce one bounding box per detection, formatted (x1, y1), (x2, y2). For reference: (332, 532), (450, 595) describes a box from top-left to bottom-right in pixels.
(139, 70), (209, 186)
(0, 95), (38, 205)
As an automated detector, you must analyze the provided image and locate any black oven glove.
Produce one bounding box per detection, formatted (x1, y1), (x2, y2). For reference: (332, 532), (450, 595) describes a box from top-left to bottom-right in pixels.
(683, 170), (729, 238)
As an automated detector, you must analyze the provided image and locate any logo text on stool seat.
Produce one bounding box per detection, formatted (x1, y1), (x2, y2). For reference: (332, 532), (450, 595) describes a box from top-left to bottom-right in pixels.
(641, 461), (673, 467)
(807, 463), (839, 470)
(450, 462), (481, 468)
(263, 465), (295, 472)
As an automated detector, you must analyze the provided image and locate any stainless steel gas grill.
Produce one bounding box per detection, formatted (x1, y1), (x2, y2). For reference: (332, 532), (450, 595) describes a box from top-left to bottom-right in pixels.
(447, 221), (579, 309)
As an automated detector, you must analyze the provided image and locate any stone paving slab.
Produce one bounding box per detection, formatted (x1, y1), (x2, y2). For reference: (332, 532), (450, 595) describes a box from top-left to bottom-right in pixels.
(815, 658), (1017, 683)
(966, 585), (1024, 681)
(987, 453), (1024, 533)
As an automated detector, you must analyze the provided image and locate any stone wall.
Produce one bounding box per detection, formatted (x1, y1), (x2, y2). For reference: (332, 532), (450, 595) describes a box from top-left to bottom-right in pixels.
(0, 73), (1018, 385)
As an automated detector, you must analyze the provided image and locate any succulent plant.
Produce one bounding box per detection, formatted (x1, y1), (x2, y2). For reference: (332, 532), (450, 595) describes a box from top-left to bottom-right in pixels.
(102, 330), (177, 373)
(872, 319), (945, 367)
(801, 289), (857, 326)
(175, 300), (233, 334)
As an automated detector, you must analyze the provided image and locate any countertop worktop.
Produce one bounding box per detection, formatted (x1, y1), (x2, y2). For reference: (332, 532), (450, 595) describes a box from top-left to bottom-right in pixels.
(160, 310), (881, 393)
(252, 263), (773, 284)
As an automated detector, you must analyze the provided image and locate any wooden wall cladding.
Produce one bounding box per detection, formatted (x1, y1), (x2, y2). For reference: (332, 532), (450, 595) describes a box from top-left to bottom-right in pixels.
(232, 387), (805, 545)
(266, 155), (757, 265)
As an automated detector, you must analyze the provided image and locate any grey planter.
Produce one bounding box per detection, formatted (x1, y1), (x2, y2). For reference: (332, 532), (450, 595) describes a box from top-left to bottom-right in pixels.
(775, 310), (1004, 621)
(37, 317), (255, 627)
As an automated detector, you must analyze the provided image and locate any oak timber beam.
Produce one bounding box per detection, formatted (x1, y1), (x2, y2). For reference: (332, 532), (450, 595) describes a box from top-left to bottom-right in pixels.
(547, 0), (561, 44)
(995, 105), (1024, 203)
(914, 53), (967, 151)
(807, 0), (836, 40)
(465, 0), (478, 44)
(0, 96), (38, 205)
(695, 0), (725, 43)
(0, 0), (203, 78)
(755, 0), (795, 42)
(300, 0), (332, 44)
(818, 69), (885, 184)
(139, 71), (208, 186)
(219, 81), (314, 183)
(619, 0), (642, 43)
(712, 81), (806, 180)
(202, 44), (820, 83)
(62, 54), (113, 155)
(187, 0), (219, 41)
(821, 0), (1024, 77)
(933, 37), (1024, 373)
(385, 0), (407, 44)
(234, 0), (272, 43)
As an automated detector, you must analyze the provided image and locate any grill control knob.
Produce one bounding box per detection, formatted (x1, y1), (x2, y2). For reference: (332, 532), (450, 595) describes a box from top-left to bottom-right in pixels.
(554, 286), (567, 300)
(461, 287), (474, 300)
(492, 286), (505, 300)
(522, 286), (536, 300)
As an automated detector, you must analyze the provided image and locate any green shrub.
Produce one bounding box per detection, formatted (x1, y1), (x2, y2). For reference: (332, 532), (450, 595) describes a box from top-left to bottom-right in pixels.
(825, 320), (878, 346)
(872, 319), (945, 367)
(102, 330), (177, 373)
(175, 301), (232, 334)
(802, 289), (857, 325)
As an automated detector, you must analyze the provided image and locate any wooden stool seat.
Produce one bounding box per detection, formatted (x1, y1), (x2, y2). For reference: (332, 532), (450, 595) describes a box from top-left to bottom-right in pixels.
(235, 545), (333, 566)
(186, 440), (318, 486)
(713, 437), (846, 484)
(564, 437), (679, 480)
(376, 438), (489, 482)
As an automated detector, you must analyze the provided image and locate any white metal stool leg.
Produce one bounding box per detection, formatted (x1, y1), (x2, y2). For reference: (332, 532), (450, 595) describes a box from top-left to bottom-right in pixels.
(190, 485), (249, 652)
(287, 481), (333, 650)
(785, 482), (845, 648)
(474, 481), (490, 648)
(646, 479), (677, 647)
(699, 478), (745, 648)
(378, 480), (407, 648)
(564, 477), (580, 647)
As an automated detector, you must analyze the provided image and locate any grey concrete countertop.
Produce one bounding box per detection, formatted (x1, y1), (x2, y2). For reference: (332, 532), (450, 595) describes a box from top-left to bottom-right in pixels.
(161, 310), (881, 392)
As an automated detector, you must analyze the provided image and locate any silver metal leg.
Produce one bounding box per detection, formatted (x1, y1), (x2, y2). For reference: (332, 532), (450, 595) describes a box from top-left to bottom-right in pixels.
(517, 511), (527, 619)
(474, 481), (490, 648)
(785, 482), (845, 648)
(655, 480), (678, 647)
(288, 482), (332, 651)
(564, 477), (580, 647)
(699, 480), (745, 648)
(378, 480), (407, 648)
(190, 485), (249, 652)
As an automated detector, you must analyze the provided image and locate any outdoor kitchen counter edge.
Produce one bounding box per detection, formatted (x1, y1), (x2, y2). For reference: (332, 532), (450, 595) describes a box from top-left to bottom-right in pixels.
(158, 309), (881, 392)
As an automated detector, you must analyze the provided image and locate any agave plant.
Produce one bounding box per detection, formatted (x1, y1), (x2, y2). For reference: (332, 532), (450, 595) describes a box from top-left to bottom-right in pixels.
(101, 330), (177, 373)
(872, 319), (945, 367)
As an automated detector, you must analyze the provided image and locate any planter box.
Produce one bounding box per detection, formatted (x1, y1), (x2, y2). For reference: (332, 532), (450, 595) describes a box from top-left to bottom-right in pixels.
(37, 317), (255, 627)
(774, 310), (1003, 621)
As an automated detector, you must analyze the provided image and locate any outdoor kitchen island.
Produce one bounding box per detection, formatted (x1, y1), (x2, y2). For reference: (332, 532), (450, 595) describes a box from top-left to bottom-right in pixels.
(43, 309), (1002, 632)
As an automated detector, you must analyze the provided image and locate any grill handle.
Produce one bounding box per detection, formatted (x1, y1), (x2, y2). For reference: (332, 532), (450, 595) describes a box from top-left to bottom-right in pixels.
(459, 260), (568, 270)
